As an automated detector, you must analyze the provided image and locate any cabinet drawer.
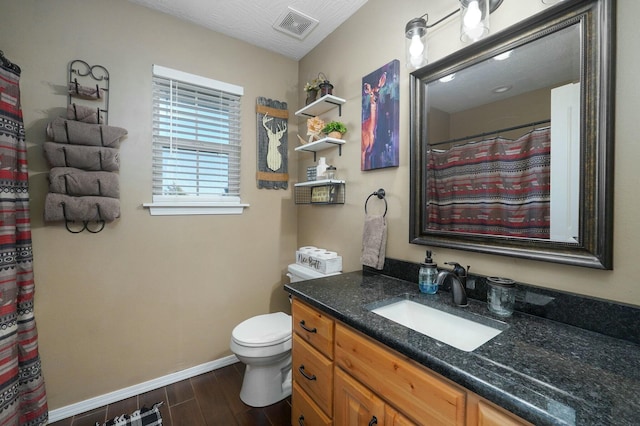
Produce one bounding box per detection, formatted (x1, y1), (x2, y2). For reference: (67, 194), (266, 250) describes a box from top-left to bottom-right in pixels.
(293, 299), (335, 359)
(292, 381), (332, 426)
(293, 333), (334, 417)
(335, 324), (466, 426)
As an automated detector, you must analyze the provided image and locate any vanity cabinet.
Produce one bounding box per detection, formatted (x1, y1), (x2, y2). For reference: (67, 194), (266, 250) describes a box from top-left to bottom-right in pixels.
(292, 299), (335, 425)
(291, 299), (531, 426)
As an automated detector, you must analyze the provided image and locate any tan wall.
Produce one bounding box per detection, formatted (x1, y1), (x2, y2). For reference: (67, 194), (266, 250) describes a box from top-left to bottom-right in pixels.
(449, 86), (551, 141)
(0, 0), (298, 410)
(298, 0), (640, 306)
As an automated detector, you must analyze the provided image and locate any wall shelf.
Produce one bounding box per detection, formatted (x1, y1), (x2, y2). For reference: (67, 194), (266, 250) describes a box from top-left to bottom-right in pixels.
(295, 95), (347, 205)
(295, 137), (345, 161)
(294, 180), (345, 205)
(295, 95), (346, 118)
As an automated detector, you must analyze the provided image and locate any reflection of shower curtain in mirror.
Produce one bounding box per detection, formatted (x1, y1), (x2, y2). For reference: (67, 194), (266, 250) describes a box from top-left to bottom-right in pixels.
(427, 128), (551, 238)
(0, 55), (48, 424)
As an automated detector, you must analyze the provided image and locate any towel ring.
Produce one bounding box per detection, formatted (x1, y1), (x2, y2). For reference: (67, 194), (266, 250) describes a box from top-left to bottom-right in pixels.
(365, 188), (387, 217)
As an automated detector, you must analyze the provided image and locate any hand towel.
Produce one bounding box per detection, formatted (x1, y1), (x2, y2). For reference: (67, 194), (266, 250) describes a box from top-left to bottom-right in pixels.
(43, 142), (120, 171)
(46, 117), (127, 148)
(48, 167), (120, 198)
(68, 82), (105, 100)
(360, 214), (387, 270)
(66, 103), (103, 124)
(44, 193), (120, 222)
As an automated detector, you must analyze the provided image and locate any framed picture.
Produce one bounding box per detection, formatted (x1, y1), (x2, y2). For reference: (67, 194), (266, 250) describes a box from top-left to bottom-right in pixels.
(361, 59), (400, 171)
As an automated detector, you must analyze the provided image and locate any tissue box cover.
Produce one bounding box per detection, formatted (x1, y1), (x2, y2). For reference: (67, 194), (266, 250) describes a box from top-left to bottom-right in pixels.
(296, 251), (343, 274)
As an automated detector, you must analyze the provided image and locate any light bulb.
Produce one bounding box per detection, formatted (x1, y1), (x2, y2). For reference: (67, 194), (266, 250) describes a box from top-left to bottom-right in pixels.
(409, 34), (425, 57)
(463, 1), (482, 28)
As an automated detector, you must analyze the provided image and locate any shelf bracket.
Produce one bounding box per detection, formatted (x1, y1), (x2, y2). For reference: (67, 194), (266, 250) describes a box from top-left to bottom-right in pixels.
(325, 100), (342, 116)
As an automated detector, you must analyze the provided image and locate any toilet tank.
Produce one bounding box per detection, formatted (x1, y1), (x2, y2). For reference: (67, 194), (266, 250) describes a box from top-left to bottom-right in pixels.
(287, 263), (341, 283)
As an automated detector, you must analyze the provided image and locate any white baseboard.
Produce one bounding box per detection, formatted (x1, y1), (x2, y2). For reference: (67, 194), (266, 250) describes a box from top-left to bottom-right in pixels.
(48, 354), (239, 423)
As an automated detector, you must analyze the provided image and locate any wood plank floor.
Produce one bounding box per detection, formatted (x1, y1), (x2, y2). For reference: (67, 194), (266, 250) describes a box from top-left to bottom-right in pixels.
(49, 363), (292, 426)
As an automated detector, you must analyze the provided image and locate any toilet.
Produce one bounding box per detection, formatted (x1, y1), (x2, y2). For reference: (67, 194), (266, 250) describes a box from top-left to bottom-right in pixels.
(230, 312), (292, 407)
(230, 262), (341, 407)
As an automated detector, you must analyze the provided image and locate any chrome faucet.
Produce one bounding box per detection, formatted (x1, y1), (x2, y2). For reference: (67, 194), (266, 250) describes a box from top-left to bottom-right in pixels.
(436, 262), (469, 307)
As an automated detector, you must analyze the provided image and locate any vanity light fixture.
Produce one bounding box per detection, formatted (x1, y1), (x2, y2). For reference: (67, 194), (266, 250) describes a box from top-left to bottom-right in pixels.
(405, 16), (429, 69)
(460, 0), (490, 42)
(405, 0), (503, 70)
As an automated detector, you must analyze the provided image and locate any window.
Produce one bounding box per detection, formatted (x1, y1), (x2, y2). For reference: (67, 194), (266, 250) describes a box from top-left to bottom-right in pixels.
(144, 65), (248, 215)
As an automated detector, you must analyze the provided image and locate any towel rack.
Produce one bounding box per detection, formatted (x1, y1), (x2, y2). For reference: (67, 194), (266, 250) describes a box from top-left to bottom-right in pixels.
(61, 202), (106, 234)
(365, 188), (387, 217)
(68, 59), (109, 124)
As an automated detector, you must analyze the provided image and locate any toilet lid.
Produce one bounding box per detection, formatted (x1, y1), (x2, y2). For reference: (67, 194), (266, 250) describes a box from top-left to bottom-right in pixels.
(232, 312), (292, 347)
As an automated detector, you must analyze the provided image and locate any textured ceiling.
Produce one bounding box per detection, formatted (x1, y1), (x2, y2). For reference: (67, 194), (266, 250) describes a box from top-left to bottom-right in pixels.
(127, 0), (369, 60)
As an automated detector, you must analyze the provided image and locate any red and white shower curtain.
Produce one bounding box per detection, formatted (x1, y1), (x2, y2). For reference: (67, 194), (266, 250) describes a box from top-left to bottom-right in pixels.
(427, 128), (551, 239)
(0, 56), (48, 425)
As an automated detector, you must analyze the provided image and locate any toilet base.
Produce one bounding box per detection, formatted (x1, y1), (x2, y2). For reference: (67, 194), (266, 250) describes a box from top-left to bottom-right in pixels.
(239, 355), (292, 407)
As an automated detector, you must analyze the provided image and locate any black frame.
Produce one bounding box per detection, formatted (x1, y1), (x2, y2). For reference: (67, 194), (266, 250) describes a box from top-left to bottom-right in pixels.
(409, 0), (615, 269)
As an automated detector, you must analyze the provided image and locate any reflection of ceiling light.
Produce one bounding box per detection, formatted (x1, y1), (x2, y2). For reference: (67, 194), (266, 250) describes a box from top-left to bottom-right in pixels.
(439, 73), (456, 83)
(494, 50), (513, 61)
(492, 85), (512, 93)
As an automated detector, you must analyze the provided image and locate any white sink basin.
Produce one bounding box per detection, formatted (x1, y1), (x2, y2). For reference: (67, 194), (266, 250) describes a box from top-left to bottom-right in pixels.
(370, 299), (506, 352)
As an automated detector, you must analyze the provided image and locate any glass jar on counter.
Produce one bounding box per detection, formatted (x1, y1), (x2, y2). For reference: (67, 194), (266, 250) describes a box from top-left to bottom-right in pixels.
(487, 277), (516, 317)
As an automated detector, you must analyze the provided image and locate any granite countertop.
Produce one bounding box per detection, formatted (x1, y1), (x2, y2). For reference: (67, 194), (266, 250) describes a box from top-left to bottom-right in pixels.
(284, 269), (640, 426)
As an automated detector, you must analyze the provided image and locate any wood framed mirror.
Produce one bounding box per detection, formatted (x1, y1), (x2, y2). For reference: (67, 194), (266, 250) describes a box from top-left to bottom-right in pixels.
(409, 0), (614, 269)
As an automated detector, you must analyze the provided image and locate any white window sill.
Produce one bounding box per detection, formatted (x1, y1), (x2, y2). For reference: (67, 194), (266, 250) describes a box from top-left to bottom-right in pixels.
(142, 201), (249, 216)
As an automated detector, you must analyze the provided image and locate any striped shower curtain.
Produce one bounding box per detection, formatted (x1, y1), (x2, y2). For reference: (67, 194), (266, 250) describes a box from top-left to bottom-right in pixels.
(427, 128), (551, 239)
(0, 54), (48, 425)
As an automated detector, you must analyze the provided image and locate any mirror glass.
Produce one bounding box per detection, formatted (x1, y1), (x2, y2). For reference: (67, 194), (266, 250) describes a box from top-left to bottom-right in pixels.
(409, 0), (614, 269)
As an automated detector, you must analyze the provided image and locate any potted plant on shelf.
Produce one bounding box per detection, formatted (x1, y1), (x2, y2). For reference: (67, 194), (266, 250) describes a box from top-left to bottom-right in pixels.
(304, 78), (321, 105)
(322, 121), (347, 139)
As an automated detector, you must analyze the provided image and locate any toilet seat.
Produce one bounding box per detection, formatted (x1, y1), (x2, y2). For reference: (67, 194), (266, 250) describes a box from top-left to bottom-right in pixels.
(232, 312), (291, 347)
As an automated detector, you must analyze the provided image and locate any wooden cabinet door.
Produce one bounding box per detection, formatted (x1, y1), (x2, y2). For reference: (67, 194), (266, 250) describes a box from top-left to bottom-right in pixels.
(384, 405), (418, 426)
(466, 393), (533, 426)
(335, 368), (385, 426)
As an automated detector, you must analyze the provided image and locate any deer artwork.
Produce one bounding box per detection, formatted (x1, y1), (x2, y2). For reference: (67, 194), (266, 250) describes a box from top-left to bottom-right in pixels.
(361, 71), (387, 170)
(262, 113), (287, 172)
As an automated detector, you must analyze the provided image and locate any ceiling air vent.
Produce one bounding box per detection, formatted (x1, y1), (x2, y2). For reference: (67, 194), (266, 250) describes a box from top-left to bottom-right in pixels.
(273, 7), (319, 40)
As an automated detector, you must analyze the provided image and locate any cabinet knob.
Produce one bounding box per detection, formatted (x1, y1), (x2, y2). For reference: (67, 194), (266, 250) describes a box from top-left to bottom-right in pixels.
(369, 416), (378, 425)
(298, 414), (305, 425)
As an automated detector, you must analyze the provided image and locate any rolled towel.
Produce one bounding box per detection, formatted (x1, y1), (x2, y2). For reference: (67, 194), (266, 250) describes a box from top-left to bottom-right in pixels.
(66, 103), (103, 124)
(68, 82), (105, 100)
(360, 215), (387, 270)
(49, 167), (119, 198)
(47, 117), (127, 148)
(44, 193), (120, 223)
(43, 142), (119, 171)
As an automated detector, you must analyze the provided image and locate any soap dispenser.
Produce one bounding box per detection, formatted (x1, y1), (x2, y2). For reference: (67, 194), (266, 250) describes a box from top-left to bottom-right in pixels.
(419, 250), (438, 294)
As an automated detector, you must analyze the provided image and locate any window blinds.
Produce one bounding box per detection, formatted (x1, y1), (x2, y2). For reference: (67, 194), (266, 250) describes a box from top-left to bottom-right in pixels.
(151, 65), (243, 198)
